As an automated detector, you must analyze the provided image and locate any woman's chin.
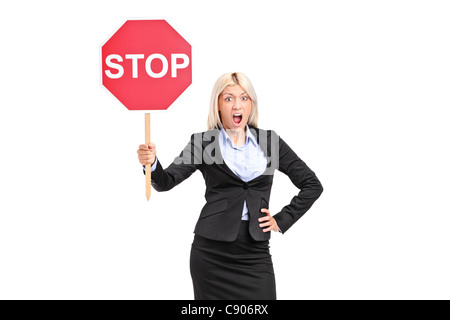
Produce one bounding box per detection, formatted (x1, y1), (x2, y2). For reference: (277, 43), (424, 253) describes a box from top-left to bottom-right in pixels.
(223, 121), (247, 131)
(233, 123), (247, 131)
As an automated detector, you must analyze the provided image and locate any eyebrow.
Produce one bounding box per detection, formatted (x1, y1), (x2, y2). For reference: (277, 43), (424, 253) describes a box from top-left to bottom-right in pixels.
(223, 92), (247, 96)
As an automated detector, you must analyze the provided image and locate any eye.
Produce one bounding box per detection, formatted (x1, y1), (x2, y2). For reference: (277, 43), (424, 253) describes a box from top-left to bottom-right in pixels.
(241, 96), (249, 101)
(225, 97), (233, 102)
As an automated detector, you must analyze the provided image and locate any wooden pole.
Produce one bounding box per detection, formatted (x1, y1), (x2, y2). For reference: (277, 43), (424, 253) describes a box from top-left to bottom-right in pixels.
(145, 113), (151, 201)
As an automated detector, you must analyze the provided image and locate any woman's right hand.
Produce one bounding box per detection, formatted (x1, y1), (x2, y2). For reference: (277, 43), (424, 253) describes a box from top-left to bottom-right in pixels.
(137, 143), (156, 166)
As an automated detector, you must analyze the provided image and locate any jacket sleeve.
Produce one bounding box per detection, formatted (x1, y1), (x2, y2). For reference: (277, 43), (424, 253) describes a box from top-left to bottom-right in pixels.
(150, 134), (201, 192)
(272, 136), (323, 233)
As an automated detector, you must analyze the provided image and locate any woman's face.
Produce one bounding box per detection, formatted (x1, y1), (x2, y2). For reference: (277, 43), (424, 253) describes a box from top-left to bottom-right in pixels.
(218, 85), (252, 131)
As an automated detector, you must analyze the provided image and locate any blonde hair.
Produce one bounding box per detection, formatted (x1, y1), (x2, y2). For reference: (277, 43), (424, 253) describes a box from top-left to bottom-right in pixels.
(207, 72), (259, 130)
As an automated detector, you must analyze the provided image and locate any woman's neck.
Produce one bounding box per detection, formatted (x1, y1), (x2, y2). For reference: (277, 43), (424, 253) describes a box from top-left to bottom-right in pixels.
(223, 126), (247, 147)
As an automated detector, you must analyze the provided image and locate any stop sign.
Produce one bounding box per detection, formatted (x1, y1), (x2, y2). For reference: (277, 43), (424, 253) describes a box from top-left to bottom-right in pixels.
(102, 20), (192, 110)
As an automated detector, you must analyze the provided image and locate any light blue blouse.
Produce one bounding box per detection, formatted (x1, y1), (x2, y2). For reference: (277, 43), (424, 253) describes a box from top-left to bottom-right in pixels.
(218, 126), (267, 220)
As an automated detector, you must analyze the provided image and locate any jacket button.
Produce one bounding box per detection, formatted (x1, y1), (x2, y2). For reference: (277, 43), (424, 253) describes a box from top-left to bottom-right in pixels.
(243, 183), (249, 190)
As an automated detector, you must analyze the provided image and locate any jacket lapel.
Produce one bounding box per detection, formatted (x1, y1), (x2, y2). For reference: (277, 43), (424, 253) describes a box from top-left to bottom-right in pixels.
(201, 129), (239, 179)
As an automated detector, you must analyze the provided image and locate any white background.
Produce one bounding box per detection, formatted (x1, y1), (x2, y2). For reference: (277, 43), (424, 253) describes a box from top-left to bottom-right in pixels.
(1, 0), (449, 300)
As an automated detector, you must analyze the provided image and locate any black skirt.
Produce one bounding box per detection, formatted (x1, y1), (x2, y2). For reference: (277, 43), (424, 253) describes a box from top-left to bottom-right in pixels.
(190, 220), (276, 300)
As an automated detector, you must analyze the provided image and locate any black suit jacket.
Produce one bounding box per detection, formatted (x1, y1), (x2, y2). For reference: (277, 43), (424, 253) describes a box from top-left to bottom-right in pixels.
(150, 127), (323, 241)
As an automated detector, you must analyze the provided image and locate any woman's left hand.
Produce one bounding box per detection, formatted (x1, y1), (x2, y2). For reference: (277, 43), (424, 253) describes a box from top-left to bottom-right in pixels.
(259, 209), (280, 233)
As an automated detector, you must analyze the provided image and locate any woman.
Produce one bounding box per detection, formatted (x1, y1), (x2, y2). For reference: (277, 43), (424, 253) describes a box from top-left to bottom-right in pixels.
(137, 72), (323, 300)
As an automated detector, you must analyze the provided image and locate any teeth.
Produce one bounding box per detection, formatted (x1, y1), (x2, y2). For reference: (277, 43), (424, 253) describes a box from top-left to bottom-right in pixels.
(233, 113), (242, 116)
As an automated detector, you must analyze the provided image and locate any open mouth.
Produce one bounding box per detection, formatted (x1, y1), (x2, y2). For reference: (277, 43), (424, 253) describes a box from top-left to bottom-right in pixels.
(232, 113), (243, 126)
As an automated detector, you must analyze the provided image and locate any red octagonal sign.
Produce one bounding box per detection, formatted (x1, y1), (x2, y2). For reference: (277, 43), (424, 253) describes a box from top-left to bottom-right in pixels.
(102, 20), (192, 110)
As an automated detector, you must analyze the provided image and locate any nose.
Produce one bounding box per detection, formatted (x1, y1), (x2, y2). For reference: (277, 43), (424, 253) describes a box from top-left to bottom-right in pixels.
(233, 100), (243, 110)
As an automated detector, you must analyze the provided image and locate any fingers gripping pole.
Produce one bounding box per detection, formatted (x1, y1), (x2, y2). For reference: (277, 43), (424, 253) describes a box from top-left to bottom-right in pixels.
(145, 113), (151, 201)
